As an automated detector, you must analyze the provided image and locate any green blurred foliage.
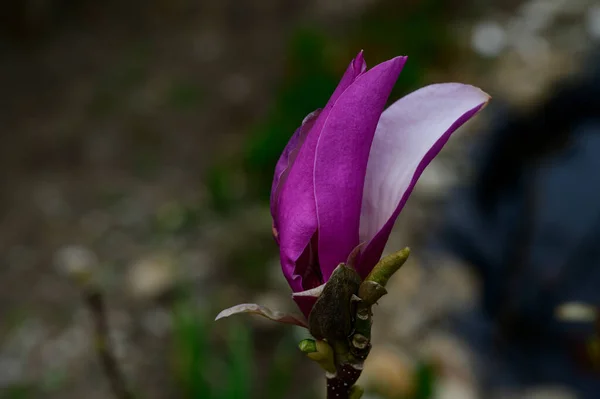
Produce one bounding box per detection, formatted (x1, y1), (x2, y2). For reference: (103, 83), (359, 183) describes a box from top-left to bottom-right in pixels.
(227, 238), (276, 291)
(0, 386), (38, 399)
(172, 302), (212, 398)
(171, 300), (305, 399)
(206, 165), (238, 214)
(167, 80), (204, 111)
(153, 200), (205, 236)
(169, 295), (436, 399)
(352, 0), (455, 96)
(263, 337), (297, 399)
(412, 361), (435, 399)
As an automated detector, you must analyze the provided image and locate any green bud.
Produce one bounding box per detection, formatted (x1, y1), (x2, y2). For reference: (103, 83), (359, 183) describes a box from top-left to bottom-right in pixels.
(365, 247), (410, 287)
(298, 339), (317, 353)
(349, 384), (364, 399)
(299, 339), (336, 374)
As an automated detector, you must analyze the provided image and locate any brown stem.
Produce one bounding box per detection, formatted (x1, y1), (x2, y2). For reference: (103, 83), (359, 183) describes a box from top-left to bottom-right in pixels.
(326, 363), (364, 399)
(84, 290), (135, 399)
(325, 248), (410, 399)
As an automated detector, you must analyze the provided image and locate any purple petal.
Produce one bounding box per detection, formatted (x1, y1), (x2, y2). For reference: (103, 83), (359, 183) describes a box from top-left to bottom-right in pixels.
(314, 56), (407, 281)
(358, 83), (490, 277)
(293, 295), (319, 319)
(274, 52), (367, 292)
(270, 109), (321, 225)
(352, 50), (367, 75)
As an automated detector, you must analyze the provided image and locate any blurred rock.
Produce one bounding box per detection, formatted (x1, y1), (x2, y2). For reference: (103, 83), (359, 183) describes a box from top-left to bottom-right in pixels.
(193, 30), (226, 63)
(375, 256), (425, 342)
(115, 195), (153, 229)
(492, 50), (576, 106)
(221, 73), (252, 104)
(79, 209), (112, 239)
(155, 201), (187, 233)
(555, 301), (598, 323)
(54, 245), (98, 284)
(140, 307), (172, 337)
(179, 249), (213, 282)
(471, 20), (507, 58)
(7, 245), (37, 272)
(414, 158), (459, 200)
(0, 318), (46, 386)
(127, 253), (177, 301)
(428, 255), (480, 314)
(587, 4), (600, 40)
(434, 378), (477, 399)
(33, 182), (69, 218)
(39, 319), (90, 373)
(419, 332), (476, 387)
(359, 346), (416, 399)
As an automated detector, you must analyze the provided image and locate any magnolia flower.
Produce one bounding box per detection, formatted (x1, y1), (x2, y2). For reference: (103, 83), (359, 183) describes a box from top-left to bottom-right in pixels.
(217, 52), (489, 327)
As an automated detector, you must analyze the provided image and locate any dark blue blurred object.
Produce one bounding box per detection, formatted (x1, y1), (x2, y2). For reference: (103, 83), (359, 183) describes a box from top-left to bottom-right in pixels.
(437, 53), (600, 397)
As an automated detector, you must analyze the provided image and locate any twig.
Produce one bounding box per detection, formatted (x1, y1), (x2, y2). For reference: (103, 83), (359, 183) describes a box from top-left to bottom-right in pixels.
(84, 289), (135, 399)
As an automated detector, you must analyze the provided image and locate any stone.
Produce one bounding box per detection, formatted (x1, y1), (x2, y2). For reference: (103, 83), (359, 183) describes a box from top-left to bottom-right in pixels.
(358, 346), (415, 398)
(127, 253), (177, 301)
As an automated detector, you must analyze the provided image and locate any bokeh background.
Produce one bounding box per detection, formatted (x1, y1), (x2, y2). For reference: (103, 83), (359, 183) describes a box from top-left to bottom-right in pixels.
(2, 1), (600, 398)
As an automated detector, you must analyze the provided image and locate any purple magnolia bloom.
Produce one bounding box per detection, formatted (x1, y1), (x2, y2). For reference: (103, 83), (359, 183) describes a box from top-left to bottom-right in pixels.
(270, 51), (489, 317)
(217, 52), (489, 326)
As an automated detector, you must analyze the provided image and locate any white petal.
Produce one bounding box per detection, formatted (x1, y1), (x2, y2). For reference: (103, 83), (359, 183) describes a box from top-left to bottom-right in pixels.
(360, 83), (490, 244)
(292, 283), (326, 298)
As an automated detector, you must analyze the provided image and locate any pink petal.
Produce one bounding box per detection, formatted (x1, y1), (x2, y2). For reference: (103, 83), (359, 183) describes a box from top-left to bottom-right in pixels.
(314, 56), (407, 281)
(358, 83), (490, 277)
(275, 52), (367, 292)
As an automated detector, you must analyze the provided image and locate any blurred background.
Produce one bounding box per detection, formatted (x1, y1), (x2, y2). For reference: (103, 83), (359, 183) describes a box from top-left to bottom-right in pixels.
(2, 0), (600, 398)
